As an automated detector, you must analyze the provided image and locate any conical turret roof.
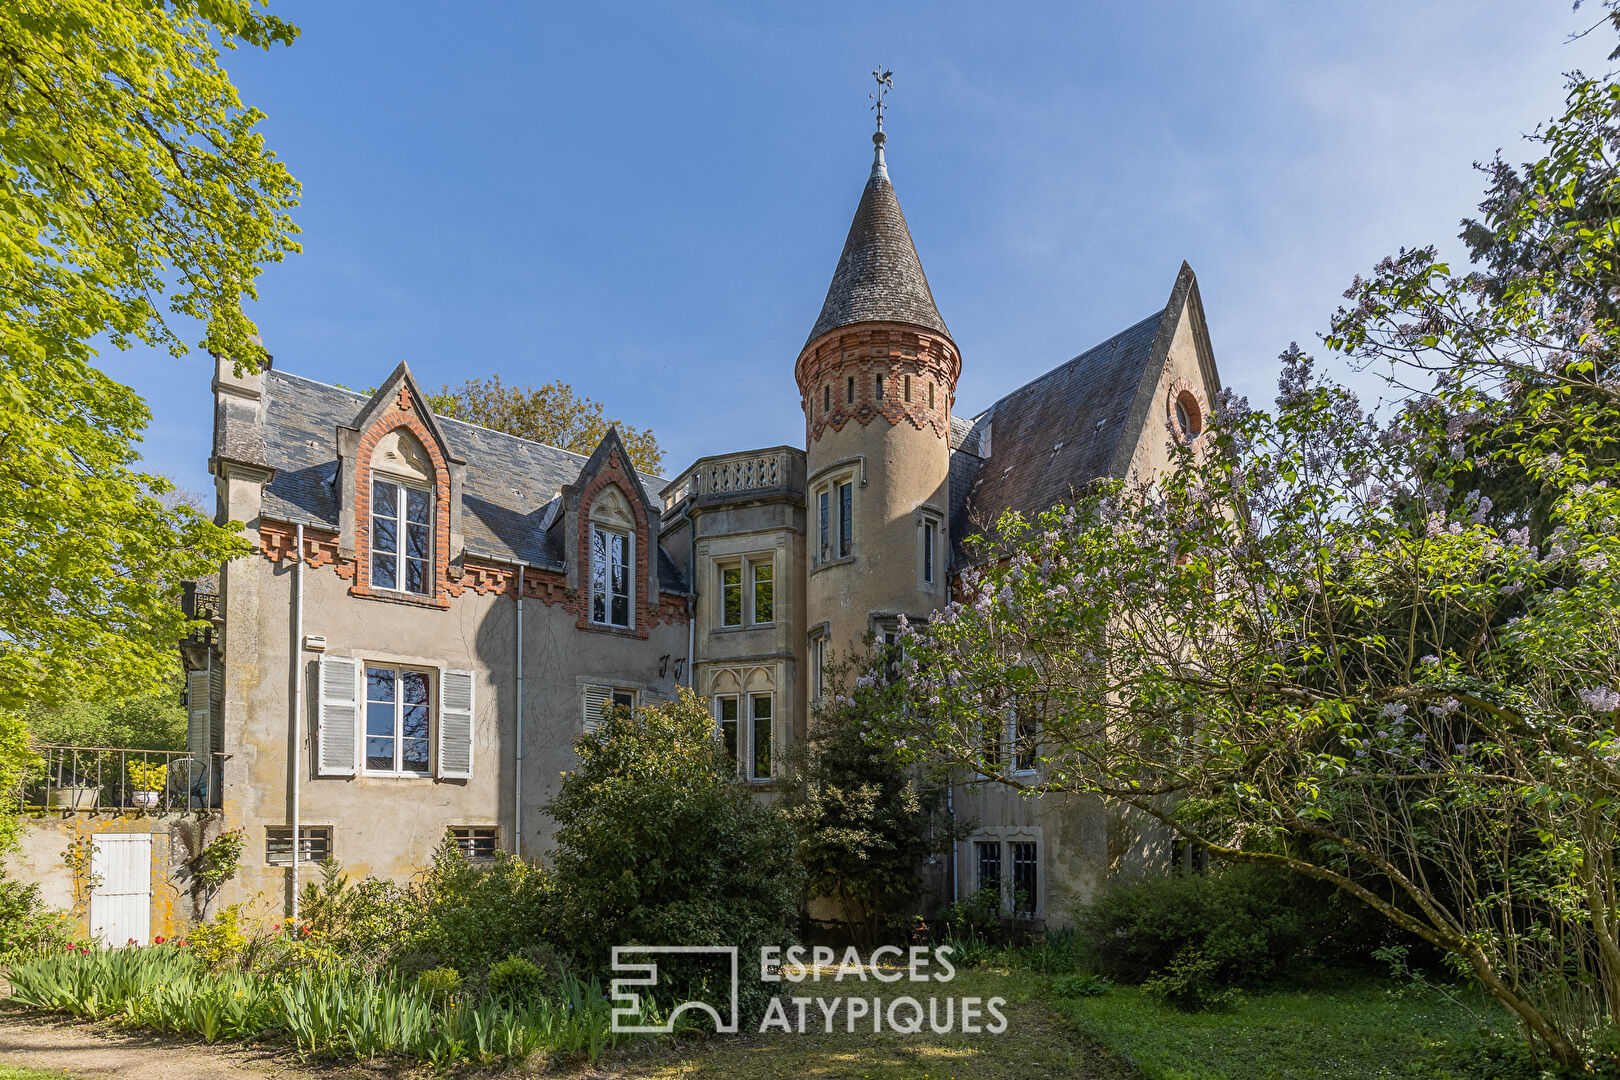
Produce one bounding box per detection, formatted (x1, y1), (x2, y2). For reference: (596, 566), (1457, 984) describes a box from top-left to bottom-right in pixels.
(805, 138), (951, 346)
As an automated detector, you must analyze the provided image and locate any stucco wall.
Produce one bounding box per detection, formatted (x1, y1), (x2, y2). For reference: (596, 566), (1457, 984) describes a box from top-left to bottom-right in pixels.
(219, 540), (687, 911)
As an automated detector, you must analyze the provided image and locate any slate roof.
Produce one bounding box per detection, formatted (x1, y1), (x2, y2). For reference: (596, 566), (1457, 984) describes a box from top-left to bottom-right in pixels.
(948, 307), (1170, 563)
(258, 371), (686, 589)
(805, 145), (951, 346)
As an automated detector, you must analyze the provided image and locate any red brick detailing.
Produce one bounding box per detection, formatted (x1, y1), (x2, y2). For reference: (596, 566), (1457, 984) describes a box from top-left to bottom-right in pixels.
(794, 322), (961, 446)
(349, 404), (454, 610)
(571, 457), (675, 637)
(259, 521), (356, 580)
(1166, 376), (1210, 447)
(257, 518), (688, 623)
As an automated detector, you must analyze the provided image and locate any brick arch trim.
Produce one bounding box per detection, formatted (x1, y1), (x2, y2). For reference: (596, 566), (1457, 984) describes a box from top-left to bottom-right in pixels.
(573, 449), (655, 637)
(351, 408), (454, 609)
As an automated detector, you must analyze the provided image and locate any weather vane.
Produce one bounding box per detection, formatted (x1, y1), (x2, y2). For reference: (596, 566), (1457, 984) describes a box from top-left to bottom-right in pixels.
(870, 67), (894, 137)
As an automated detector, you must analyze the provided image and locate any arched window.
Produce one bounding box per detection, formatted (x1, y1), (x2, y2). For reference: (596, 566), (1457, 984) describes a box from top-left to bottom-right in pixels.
(369, 429), (434, 595)
(589, 486), (635, 628)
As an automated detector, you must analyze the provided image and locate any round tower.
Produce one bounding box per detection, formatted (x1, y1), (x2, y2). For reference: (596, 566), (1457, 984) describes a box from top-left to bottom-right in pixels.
(796, 129), (961, 670)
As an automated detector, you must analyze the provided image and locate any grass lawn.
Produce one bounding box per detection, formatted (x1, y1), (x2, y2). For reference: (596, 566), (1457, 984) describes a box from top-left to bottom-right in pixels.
(0, 1068), (87, 1080)
(1053, 978), (1527, 1080)
(602, 967), (1123, 1080)
(603, 971), (1532, 1080)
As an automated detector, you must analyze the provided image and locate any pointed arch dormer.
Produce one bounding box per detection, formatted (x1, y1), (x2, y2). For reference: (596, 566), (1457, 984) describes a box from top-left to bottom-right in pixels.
(561, 429), (661, 637)
(335, 362), (467, 608)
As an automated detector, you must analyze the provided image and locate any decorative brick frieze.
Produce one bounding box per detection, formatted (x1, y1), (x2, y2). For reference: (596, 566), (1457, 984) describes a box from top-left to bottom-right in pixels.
(257, 517), (688, 625)
(794, 321), (961, 445)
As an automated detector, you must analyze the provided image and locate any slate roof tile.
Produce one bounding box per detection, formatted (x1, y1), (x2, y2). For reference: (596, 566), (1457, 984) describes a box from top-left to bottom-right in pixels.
(258, 371), (685, 590)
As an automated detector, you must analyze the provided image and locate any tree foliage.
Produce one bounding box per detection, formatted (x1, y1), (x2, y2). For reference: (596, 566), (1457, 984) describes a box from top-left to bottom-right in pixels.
(429, 375), (664, 475)
(788, 651), (962, 946)
(9, 678), (188, 751)
(0, 0), (296, 707)
(546, 689), (801, 1016)
(873, 59), (1620, 1069)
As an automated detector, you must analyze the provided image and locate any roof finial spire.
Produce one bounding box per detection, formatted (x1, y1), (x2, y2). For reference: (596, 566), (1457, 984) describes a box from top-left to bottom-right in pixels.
(869, 67), (893, 175)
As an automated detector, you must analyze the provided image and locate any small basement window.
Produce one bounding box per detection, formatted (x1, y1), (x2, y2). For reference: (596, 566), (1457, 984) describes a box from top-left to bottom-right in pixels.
(450, 826), (498, 862)
(266, 826), (331, 866)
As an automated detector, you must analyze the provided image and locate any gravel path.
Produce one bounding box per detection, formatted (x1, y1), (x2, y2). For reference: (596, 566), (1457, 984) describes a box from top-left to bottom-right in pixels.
(0, 1011), (393, 1080)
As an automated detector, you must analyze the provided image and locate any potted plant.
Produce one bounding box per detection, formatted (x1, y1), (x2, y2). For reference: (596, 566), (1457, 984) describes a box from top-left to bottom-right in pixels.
(127, 761), (168, 809)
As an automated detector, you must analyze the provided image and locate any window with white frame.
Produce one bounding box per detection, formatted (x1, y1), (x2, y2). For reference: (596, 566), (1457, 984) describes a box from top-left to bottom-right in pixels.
(712, 691), (773, 782)
(364, 665), (432, 775)
(371, 478), (432, 595)
(718, 556), (775, 628)
(716, 694), (740, 771)
(588, 486), (635, 629)
(266, 826), (331, 866)
(813, 475), (856, 564)
(917, 511), (942, 589)
(583, 685), (637, 733)
(750, 693), (773, 781)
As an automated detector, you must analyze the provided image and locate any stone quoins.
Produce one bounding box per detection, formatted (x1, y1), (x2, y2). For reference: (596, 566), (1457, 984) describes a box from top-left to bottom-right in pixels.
(349, 408), (453, 610)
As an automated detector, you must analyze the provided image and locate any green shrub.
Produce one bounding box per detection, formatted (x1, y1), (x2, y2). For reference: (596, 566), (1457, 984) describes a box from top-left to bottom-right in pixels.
(1142, 946), (1241, 1012)
(0, 877), (74, 962)
(547, 688), (803, 1021)
(414, 966), (461, 1003)
(1074, 864), (1388, 987)
(488, 956), (546, 1004)
(415, 837), (555, 974)
(1053, 972), (1112, 998)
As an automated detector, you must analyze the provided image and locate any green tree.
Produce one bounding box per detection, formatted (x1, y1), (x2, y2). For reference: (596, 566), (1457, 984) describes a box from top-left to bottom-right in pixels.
(875, 56), (1620, 1065)
(547, 688), (801, 1018)
(789, 651), (962, 946)
(10, 678), (188, 751)
(0, 0), (295, 709)
(429, 375), (664, 475)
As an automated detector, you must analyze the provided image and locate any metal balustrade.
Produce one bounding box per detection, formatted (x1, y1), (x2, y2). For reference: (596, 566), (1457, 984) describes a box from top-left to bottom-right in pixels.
(21, 746), (228, 813)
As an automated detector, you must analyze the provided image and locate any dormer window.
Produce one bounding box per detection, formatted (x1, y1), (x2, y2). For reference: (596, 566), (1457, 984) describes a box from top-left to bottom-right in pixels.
(588, 486), (635, 629)
(365, 427), (437, 598)
(371, 480), (432, 595)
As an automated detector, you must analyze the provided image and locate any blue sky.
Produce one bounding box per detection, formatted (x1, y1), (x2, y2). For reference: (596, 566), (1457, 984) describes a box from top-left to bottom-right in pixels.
(106, 2), (1615, 492)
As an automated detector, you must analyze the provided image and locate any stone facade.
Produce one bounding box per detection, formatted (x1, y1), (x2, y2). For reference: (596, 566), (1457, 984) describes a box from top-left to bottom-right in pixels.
(159, 134), (1225, 932)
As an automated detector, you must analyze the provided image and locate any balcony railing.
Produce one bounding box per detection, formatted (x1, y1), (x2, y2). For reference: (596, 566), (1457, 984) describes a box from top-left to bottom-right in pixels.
(181, 581), (220, 646)
(661, 447), (805, 510)
(20, 746), (227, 813)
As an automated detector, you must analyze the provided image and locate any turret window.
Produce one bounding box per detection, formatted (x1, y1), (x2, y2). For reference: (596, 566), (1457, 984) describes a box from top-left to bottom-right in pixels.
(875, 373), (885, 400)
(929, 381), (936, 409)
(812, 471), (857, 565)
(823, 385), (831, 413)
(846, 376), (855, 404)
(839, 482), (853, 557)
(904, 375), (912, 402)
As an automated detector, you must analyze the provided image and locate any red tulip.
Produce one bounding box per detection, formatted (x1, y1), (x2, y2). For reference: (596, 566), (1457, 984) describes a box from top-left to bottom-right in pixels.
(127, 937), (136, 945)
(153, 935), (165, 944)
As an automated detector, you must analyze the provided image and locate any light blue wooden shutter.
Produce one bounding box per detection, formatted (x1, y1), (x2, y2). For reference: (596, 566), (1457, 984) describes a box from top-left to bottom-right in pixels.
(317, 657), (360, 776)
(438, 669), (474, 779)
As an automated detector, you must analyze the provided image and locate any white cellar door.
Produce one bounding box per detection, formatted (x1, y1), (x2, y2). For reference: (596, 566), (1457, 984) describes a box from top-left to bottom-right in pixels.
(89, 835), (152, 947)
